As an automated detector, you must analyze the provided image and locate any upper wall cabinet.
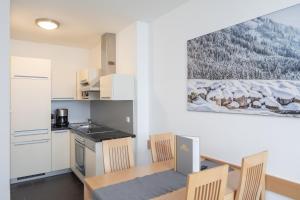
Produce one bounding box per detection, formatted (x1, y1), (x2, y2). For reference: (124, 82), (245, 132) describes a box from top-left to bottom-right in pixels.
(100, 74), (134, 100)
(51, 62), (80, 100)
(11, 56), (51, 78)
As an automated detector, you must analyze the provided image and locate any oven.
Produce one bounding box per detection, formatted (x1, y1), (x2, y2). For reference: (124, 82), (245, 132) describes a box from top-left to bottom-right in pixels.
(75, 135), (85, 176)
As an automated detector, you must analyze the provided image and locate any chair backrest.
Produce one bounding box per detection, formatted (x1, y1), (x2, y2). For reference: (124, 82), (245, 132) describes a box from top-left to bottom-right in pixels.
(150, 133), (175, 162)
(102, 137), (135, 173)
(235, 151), (268, 200)
(186, 165), (229, 200)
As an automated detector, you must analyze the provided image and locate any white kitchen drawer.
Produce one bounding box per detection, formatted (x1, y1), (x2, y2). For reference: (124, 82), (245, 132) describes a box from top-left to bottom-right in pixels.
(11, 132), (50, 143)
(52, 130), (70, 171)
(11, 135), (52, 179)
(12, 129), (49, 138)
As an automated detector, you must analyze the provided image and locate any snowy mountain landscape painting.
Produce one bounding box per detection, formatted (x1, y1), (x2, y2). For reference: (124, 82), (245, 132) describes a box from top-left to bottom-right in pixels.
(187, 4), (300, 117)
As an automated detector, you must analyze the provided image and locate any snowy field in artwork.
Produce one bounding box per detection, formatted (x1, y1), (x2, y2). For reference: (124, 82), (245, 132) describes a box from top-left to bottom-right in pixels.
(187, 79), (300, 117)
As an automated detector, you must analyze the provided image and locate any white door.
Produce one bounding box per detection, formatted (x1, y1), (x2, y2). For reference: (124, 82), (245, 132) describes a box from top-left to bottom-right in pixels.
(10, 56), (52, 179)
(51, 67), (77, 100)
(11, 134), (51, 179)
(52, 130), (70, 171)
(11, 56), (51, 78)
(85, 147), (96, 177)
(70, 132), (76, 170)
(100, 75), (113, 99)
(11, 77), (51, 134)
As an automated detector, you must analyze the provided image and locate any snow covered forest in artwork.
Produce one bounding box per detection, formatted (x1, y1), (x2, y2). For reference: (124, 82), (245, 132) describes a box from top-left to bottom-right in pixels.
(187, 5), (300, 117)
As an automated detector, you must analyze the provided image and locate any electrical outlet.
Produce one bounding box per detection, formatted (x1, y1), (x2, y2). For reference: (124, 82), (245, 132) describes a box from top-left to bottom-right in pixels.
(126, 116), (131, 123)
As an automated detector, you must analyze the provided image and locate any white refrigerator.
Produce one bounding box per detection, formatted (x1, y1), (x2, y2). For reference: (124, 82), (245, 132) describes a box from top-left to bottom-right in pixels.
(10, 56), (52, 180)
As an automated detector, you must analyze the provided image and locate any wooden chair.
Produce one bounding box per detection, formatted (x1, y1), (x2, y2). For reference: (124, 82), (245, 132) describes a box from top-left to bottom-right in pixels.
(102, 137), (135, 173)
(186, 165), (229, 200)
(235, 151), (268, 200)
(150, 133), (175, 162)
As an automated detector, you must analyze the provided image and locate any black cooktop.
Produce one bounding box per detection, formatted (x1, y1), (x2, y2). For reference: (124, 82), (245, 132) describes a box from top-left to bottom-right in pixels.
(86, 131), (135, 142)
(69, 123), (135, 142)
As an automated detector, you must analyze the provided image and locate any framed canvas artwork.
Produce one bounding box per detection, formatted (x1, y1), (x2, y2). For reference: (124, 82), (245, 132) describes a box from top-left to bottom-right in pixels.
(187, 4), (300, 117)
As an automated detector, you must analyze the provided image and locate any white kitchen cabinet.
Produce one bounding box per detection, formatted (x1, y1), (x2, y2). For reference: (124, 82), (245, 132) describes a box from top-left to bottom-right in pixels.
(84, 142), (104, 177)
(51, 61), (83, 100)
(10, 56), (52, 180)
(85, 147), (96, 177)
(100, 74), (134, 100)
(52, 130), (70, 171)
(11, 134), (52, 179)
(11, 78), (51, 133)
(78, 68), (100, 89)
(11, 57), (51, 134)
(70, 131), (76, 170)
(51, 72), (76, 100)
(11, 56), (51, 78)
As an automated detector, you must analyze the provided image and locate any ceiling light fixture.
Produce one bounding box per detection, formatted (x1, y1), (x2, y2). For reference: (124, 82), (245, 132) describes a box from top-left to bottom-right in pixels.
(35, 18), (60, 30)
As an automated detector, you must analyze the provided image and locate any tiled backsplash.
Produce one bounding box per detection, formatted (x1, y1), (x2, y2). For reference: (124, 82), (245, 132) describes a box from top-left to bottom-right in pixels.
(91, 101), (133, 133)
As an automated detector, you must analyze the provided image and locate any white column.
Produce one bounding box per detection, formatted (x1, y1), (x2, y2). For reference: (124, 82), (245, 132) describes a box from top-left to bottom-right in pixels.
(116, 21), (151, 165)
(135, 21), (151, 165)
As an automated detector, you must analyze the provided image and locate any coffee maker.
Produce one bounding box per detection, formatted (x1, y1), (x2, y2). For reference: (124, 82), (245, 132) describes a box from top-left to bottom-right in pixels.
(55, 108), (69, 127)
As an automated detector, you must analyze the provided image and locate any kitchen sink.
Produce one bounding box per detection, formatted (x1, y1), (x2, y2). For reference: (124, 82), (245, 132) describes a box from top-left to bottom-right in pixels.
(72, 123), (115, 134)
(78, 124), (99, 129)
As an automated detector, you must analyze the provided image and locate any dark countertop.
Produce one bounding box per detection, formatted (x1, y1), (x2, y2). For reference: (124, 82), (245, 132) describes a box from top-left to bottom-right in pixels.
(51, 124), (70, 131)
(86, 131), (135, 143)
(69, 123), (135, 143)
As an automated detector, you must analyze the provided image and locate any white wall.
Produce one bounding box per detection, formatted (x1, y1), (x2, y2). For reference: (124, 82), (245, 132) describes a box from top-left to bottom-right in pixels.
(116, 22), (151, 165)
(11, 39), (90, 69)
(0, 0), (10, 199)
(116, 23), (137, 75)
(150, 0), (300, 199)
(11, 39), (91, 122)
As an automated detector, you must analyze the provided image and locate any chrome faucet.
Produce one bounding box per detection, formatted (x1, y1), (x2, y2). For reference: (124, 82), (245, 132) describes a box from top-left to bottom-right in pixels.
(88, 118), (92, 125)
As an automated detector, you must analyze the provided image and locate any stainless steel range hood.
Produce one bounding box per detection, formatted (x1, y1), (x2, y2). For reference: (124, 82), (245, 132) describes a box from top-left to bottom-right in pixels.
(101, 33), (116, 76)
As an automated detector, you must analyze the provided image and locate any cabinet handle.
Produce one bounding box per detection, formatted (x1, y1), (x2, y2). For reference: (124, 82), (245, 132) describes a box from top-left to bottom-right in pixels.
(14, 129), (49, 136)
(52, 97), (75, 100)
(53, 130), (68, 134)
(13, 75), (49, 79)
(14, 139), (50, 146)
(101, 97), (111, 100)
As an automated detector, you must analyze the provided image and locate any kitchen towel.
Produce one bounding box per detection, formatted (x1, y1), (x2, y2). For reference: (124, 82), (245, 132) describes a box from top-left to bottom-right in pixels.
(92, 170), (186, 200)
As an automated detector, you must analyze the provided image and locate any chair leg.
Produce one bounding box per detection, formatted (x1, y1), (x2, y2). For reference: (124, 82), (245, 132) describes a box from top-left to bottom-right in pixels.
(260, 190), (265, 200)
(260, 181), (266, 200)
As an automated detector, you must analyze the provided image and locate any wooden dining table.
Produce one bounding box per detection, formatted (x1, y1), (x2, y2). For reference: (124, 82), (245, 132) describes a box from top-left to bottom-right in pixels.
(84, 159), (241, 200)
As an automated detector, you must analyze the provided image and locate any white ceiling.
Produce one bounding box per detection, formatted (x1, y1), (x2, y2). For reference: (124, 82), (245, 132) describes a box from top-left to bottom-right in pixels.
(11, 0), (188, 49)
